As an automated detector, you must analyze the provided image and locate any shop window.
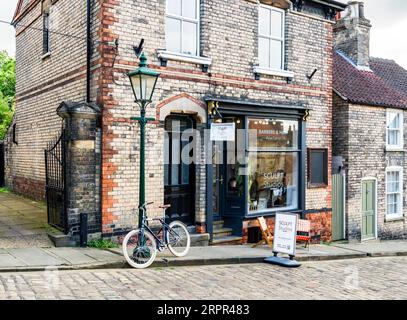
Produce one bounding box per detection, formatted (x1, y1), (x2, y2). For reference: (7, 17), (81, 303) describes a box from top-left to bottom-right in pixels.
(307, 149), (328, 188)
(165, 0), (199, 56)
(247, 118), (300, 214)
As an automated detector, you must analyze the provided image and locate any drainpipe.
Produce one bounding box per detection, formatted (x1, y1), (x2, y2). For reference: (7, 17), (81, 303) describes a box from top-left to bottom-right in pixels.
(86, 0), (92, 103)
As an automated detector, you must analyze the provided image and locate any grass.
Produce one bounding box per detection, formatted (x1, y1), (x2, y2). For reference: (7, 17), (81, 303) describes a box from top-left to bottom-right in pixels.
(87, 238), (119, 249)
(0, 187), (11, 193)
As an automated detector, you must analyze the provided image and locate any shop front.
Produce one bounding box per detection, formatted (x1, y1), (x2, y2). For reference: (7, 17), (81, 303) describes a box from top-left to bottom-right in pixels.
(205, 99), (308, 241)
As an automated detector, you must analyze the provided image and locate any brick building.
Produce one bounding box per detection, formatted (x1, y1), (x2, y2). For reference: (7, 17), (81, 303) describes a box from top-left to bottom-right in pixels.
(4, 0), (346, 244)
(333, 2), (407, 241)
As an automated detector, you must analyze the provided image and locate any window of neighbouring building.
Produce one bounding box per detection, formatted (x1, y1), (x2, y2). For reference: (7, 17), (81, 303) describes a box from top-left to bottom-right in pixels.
(386, 167), (403, 219)
(43, 12), (50, 54)
(307, 149), (328, 188)
(247, 118), (299, 214)
(258, 5), (285, 70)
(165, 0), (199, 56)
(386, 109), (403, 151)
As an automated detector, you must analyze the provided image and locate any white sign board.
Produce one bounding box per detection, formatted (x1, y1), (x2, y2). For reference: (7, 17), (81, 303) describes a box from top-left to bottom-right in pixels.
(273, 213), (298, 256)
(210, 123), (235, 141)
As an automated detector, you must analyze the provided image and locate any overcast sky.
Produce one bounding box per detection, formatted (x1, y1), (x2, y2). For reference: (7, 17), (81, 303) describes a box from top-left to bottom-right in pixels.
(0, 0), (406, 68)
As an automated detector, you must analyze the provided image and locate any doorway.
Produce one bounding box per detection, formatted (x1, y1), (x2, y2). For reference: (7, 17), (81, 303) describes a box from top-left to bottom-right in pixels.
(164, 115), (196, 225)
(361, 179), (377, 240)
(332, 174), (345, 241)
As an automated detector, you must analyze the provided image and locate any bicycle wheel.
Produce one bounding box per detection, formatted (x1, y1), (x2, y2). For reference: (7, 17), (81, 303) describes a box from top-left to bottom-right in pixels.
(122, 229), (157, 269)
(167, 221), (191, 257)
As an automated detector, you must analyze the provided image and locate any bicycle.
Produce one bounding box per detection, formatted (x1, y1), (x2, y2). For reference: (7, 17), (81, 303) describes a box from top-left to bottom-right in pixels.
(122, 202), (191, 269)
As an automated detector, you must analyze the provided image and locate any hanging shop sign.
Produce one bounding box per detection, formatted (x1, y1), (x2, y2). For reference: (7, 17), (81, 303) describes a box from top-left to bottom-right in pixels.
(272, 213), (298, 256)
(210, 123), (235, 141)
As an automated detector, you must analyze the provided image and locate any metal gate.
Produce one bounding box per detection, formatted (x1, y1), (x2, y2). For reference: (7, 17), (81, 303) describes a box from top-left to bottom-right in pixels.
(44, 129), (67, 233)
(0, 142), (4, 187)
(332, 174), (345, 241)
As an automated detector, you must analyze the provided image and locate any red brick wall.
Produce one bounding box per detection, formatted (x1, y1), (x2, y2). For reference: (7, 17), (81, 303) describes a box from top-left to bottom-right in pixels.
(243, 211), (332, 244)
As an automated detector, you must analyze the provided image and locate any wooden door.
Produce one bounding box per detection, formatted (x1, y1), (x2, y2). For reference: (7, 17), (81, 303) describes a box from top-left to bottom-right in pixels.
(332, 174), (345, 241)
(164, 115), (195, 225)
(362, 180), (376, 240)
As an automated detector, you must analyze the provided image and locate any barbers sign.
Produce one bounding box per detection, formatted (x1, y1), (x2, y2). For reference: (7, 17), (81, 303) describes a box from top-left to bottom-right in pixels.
(273, 213), (298, 256)
(210, 123), (235, 141)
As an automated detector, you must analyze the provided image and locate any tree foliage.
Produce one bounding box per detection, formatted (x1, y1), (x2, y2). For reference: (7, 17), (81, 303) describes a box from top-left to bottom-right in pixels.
(0, 50), (15, 139)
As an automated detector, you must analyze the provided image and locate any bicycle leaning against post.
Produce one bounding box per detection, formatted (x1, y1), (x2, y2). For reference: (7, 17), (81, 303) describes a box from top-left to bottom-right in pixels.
(122, 202), (191, 269)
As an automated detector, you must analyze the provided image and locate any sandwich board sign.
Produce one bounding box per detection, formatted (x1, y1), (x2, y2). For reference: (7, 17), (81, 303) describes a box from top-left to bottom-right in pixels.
(264, 213), (301, 268)
(210, 123), (235, 141)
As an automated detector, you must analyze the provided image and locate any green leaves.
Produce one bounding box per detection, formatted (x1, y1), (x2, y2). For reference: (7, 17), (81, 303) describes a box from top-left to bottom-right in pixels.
(0, 50), (15, 140)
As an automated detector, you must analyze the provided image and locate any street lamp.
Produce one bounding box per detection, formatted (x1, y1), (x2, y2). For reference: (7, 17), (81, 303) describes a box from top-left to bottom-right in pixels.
(128, 52), (160, 228)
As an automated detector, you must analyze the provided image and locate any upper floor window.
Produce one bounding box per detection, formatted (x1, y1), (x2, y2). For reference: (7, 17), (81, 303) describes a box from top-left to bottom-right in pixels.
(386, 109), (403, 151)
(258, 6), (285, 70)
(43, 12), (50, 54)
(166, 0), (199, 56)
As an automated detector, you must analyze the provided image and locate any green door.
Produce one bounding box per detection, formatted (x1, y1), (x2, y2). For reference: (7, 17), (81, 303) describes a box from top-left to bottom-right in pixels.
(362, 180), (376, 240)
(332, 174), (345, 241)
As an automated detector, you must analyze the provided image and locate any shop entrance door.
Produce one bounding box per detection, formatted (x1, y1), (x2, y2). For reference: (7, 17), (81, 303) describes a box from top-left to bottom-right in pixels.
(212, 142), (224, 221)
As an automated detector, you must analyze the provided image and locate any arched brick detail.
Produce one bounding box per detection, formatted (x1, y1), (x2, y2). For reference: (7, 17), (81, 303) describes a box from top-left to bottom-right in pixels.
(156, 93), (207, 123)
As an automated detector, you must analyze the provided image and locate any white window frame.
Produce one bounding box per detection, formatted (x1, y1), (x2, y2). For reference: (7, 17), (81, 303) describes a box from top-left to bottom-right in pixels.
(386, 109), (404, 151)
(258, 5), (285, 71)
(385, 166), (404, 220)
(165, 0), (200, 58)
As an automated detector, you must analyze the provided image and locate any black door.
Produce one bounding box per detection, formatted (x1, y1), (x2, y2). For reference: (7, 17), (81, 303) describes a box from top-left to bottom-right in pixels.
(164, 115), (196, 225)
(0, 143), (4, 187)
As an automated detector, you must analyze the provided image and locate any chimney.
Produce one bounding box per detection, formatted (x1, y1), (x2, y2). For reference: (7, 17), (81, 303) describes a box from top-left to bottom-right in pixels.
(334, 1), (372, 70)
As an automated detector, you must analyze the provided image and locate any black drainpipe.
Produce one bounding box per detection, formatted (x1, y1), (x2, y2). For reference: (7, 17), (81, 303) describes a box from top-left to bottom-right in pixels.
(86, 0), (92, 103)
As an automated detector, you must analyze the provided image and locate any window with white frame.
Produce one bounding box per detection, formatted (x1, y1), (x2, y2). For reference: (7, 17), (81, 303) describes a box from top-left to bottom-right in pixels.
(165, 0), (199, 56)
(258, 6), (285, 70)
(386, 110), (403, 150)
(386, 167), (403, 219)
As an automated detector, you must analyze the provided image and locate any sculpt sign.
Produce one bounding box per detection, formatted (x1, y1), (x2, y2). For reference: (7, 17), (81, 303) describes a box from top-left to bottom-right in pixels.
(273, 213), (298, 256)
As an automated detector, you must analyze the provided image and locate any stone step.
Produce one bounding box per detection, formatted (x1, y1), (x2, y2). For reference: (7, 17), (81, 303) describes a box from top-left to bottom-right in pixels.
(212, 227), (233, 239)
(211, 236), (243, 246)
(213, 220), (225, 230)
(190, 233), (210, 247)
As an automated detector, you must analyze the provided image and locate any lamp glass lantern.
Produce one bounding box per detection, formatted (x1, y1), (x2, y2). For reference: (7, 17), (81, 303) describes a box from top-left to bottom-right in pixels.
(128, 53), (160, 105)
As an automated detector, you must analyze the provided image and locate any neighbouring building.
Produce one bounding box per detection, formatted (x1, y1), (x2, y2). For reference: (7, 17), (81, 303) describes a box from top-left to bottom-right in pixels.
(4, 0), (346, 245)
(333, 1), (407, 241)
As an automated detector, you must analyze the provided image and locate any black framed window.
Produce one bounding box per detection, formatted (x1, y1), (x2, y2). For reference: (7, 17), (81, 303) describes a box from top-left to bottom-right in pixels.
(12, 123), (18, 145)
(43, 13), (50, 54)
(307, 148), (328, 188)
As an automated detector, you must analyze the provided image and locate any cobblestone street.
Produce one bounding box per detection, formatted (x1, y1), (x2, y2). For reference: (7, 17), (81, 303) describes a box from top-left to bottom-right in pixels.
(0, 256), (406, 300)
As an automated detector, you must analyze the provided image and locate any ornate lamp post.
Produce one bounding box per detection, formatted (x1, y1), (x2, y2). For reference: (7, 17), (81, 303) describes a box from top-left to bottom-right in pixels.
(128, 52), (160, 228)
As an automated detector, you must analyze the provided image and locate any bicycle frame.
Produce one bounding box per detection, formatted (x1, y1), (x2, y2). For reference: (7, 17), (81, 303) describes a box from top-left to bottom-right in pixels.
(138, 204), (180, 250)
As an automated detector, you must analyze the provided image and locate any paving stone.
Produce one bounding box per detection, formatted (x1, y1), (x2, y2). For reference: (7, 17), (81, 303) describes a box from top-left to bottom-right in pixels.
(7, 248), (66, 267)
(0, 254), (27, 268)
(44, 248), (98, 265)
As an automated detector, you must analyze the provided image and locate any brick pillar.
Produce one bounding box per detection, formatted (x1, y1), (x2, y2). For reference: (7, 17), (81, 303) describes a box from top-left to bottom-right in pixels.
(57, 101), (101, 242)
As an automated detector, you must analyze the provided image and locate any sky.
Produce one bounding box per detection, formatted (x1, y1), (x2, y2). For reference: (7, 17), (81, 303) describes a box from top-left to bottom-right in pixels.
(0, 0), (406, 68)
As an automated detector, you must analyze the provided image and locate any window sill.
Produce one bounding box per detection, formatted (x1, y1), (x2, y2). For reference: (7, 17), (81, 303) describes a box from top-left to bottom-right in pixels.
(157, 50), (212, 66)
(253, 66), (294, 79)
(307, 183), (328, 189)
(385, 216), (405, 222)
(42, 52), (51, 60)
(386, 146), (404, 152)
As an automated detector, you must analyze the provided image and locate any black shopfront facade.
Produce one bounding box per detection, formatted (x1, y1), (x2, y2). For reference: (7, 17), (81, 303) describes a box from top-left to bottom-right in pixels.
(205, 98), (309, 240)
